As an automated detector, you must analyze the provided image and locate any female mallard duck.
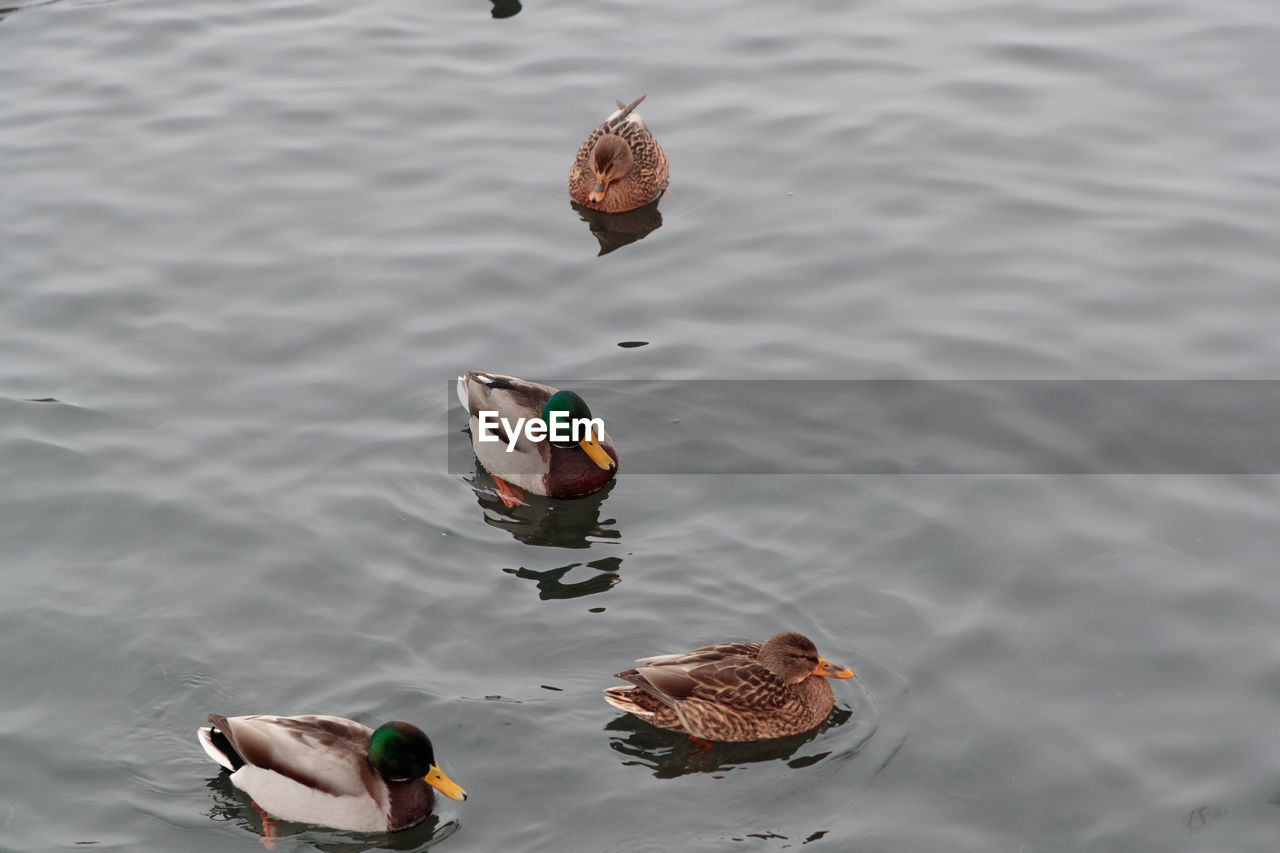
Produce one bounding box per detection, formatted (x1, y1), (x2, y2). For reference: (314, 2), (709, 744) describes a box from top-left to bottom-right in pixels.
(197, 715), (466, 833)
(569, 95), (669, 214)
(603, 632), (855, 742)
(457, 370), (618, 507)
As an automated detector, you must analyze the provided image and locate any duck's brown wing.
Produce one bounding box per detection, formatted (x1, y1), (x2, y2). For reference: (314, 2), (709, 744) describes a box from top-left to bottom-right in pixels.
(680, 657), (797, 714)
(614, 656), (810, 741)
(612, 119), (668, 201)
(459, 370), (555, 420)
(208, 714), (376, 798)
(636, 641), (762, 667)
(620, 643), (792, 714)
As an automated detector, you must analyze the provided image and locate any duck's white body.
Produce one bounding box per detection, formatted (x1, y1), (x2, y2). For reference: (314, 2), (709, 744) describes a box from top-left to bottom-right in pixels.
(198, 714), (443, 833)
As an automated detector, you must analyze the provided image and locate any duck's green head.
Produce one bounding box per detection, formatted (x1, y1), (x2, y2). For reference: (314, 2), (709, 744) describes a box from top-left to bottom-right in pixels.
(368, 722), (467, 801)
(541, 390), (615, 471)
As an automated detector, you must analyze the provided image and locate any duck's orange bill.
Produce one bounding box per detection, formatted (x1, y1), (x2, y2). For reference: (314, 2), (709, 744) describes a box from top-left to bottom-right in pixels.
(424, 763), (468, 802)
(580, 435), (616, 471)
(589, 175), (610, 203)
(814, 657), (855, 679)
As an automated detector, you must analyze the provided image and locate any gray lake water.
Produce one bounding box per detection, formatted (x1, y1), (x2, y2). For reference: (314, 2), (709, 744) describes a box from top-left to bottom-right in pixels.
(4, 0), (1280, 850)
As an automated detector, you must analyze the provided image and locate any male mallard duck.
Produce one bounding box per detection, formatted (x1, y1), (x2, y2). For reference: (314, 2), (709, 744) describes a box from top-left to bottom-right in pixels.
(603, 632), (855, 742)
(197, 715), (466, 834)
(457, 370), (618, 507)
(569, 95), (669, 214)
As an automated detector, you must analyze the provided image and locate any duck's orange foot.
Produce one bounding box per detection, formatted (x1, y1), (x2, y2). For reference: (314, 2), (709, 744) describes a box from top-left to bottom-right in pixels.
(250, 799), (276, 845)
(687, 735), (715, 756)
(494, 477), (526, 508)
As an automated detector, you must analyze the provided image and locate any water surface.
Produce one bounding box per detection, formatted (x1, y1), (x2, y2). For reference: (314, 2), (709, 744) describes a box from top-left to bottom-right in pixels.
(3, 0), (1280, 850)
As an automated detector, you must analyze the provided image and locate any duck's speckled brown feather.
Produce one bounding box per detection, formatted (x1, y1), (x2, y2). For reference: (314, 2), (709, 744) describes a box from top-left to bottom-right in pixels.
(569, 95), (669, 214)
(604, 633), (851, 742)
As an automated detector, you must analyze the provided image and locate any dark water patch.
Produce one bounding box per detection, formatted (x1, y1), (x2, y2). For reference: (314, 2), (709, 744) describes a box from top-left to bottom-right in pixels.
(461, 458), (622, 547)
(503, 558), (622, 601)
(0, 0), (61, 19)
(488, 0), (520, 19)
(569, 198), (665, 256)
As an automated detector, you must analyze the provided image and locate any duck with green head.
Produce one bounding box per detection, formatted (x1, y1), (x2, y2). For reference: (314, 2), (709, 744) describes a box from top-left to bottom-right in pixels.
(197, 714), (466, 834)
(457, 370), (618, 507)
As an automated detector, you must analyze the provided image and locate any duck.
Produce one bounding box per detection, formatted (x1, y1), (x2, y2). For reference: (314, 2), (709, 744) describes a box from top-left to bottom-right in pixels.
(603, 632), (855, 742)
(197, 714), (466, 834)
(569, 95), (669, 213)
(457, 370), (618, 507)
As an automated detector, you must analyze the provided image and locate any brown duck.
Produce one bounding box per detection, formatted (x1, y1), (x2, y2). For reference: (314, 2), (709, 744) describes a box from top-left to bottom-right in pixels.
(569, 95), (669, 213)
(603, 632), (855, 742)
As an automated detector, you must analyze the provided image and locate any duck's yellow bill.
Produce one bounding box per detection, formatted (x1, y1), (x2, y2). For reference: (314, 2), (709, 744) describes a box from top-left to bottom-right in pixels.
(424, 763), (467, 802)
(814, 657), (855, 679)
(580, 435), (616, 471)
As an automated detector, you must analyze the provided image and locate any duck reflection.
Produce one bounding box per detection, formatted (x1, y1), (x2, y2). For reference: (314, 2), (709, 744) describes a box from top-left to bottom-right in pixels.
(570, 198), (663, 256)
(465, 459), (621, 548)
(503, 556), (622, 600)
(488, 0), (520, 17)
(204, 773), (459, 851)
(0, 0), (60, 20)
(604, 706), (853, 779)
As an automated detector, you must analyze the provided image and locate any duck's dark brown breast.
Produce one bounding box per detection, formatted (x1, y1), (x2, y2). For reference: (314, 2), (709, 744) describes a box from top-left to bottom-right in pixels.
(385, 780), (434, 832)
(545, 440), (619, 499)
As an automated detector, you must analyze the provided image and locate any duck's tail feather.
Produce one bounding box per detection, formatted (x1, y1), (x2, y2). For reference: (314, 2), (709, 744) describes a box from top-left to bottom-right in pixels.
(197, 719), (244, 772)
(606, 95), (647, 128)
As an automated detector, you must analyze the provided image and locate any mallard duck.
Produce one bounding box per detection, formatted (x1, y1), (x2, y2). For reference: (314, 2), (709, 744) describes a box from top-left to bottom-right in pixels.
(603, 632), (855, 742)
(197, 715), (466, 833)
(569, 95), (669, 214)
(457, 370), (618, 506)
